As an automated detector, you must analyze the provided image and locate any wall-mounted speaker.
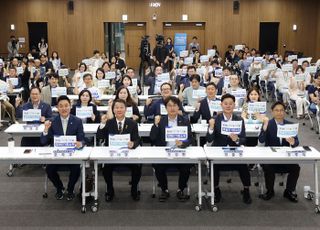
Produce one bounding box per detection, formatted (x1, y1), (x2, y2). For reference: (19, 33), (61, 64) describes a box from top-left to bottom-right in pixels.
(68, 1), (74, 11)
(233, 1), (240, 11)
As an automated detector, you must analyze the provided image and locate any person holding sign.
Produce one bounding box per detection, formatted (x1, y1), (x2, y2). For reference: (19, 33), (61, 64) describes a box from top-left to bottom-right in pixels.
(150, 96), (193, 202)
(178, 74), (205, 107)
(105, 86), (141, 123)
(40, 95), (85, 201)
(16, 87), (52, 146)
(94, 68), (115, 96)
(0, 78), (17, 124)
(176, 65), (196, 93)
(258, 101), (300, 202)
(308, 72), (320, 114)
(126, 67), (142, 95)
(121, 75), (139, 105)
(72, 62), (87, 88)
(191, 82), (220, 123)
(96, 99), (141, 202)
(216, 66), (232, 95)
(5, 66), (21, 89)
(144, 82), (185, 122)
(74, 73), (100, 100)
(41, 73), (62, 106)
(206, 94), (252, 204)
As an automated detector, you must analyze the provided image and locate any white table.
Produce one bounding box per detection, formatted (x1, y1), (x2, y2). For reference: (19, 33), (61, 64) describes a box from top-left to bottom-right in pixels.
(192, 123), (262, 146)
(90, 146), (206, 212)
(0, 146), (91, 213)
(204, 146), (320, 213)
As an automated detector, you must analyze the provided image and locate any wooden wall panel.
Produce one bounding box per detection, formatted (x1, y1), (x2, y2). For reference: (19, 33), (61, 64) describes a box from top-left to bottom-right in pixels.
(0, 0), (319, 68)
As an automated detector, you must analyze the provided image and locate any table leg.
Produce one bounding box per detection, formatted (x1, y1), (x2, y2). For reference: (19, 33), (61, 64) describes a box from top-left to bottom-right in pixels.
(197, 134), (200, 146)
(81, 161), (86, 213)
(211, 161), (214, 206)
(94, 136), (97, 147)
(198, 161), (202, 206)
(314, 162), (319, 207)
(94, 161), (98, 202)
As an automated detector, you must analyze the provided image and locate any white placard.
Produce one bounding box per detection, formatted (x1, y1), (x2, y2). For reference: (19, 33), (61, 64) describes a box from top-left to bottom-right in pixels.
(277, 123), (299, 138)
(209, 100), (222, 112)
(207, 49), (216, 57)
(305, 66), (317, 74)
(160, 104), (168, 115)
(16, 66), (23, 75)
(7, 78), (18, 86)
(246, 57), (254, 63)
(234, 45), (244, 51)
(221, 120), (243, 135)
(254, 57), (263, 63)
(0, 84), (7, 93)
(214, 68), (223, 77)
(58, 68), (69, 76)
(157, 73), (170, 82)
(247, 102), (267, 114)
(22, 109), (41, 122)
(97, 79), (110, 88)
(165, 126), (188, 142)
(76, 106), (93, 119)
(294, 73), (306, 82)
(51, 87), (67, 98)
(125, 106), (133, 118)
(82, 59), (93, 66)
(298, 57), (312, 66)
(266, 64), (277, 70)
(259, 69), (269, 76)
(288, 55), (298, 62)
(179, 50), (189, 58)
(132, 78), (138, 87)
(223, 76), (230, 89)
(282, 64), (293, 72)
(54, 136), (77, 149)
(105, 71), (116, 80)
(109, 134), (130, 148)
(184, 57), (193, 65)
(89, 87), (101, 99)
(18, 37), (25, 43)
(200, 55), (209, 63)
(230, 89), (247, 99)
(127, 86), (137, 95)
(192, 89), (206, 99)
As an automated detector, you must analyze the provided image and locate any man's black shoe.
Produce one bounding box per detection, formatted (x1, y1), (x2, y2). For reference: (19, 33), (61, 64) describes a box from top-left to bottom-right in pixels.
(55, 189), (65, 200)
(242, 188), (252, 204)
(261, 190), (275, 201)
(176, 190), (188, 202)
(159, 190), (169, 202)
(283, 189), (298, 203)
(105, 190), (114, 202)
(131, 188), (140, 201)
(66, 192), (75, 201)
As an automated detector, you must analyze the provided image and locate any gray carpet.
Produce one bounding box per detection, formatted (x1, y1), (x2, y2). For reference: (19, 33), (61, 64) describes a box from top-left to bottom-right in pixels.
(0, 104), (320, 229)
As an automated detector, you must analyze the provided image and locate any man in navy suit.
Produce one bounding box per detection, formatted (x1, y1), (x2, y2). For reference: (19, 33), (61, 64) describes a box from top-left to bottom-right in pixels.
(259, 101), (300, 202)
(150, 96), (193, 202)
(40, 95), (85, 201)
(96, 99), (141, 202)
(15, 87), (52, 146)
(145, 65), (163, 95)
(206, 94), (252, 204)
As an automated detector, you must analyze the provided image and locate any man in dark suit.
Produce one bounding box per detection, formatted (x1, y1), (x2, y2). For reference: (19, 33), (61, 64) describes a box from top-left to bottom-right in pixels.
(40, 95), (85, 201)
(16, 86), (52, 146)
(96, 99), (141, 202)
(150, 96), (193, 202)
(206, 94), (252, 204)
(259, 101), (300, 202)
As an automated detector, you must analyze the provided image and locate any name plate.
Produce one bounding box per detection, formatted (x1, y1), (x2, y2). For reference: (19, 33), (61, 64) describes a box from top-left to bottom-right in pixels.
(222, 147), (243, 157)
(295, 74), (306, 82)
(207, 49), (216, 57)
(286, 150), (306, 157)
(165, 148), (186, 157)
(109, 148), (129, 157)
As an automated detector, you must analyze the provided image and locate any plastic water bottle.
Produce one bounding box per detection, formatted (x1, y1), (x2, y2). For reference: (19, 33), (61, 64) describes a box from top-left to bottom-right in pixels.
(304, 185), (311, 199)
(8, 137), (14, 154)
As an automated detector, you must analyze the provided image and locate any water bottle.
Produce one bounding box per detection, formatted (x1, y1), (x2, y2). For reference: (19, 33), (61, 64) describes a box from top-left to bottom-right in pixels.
(304, 185), (311, 199)
(8, 137), (14, 154)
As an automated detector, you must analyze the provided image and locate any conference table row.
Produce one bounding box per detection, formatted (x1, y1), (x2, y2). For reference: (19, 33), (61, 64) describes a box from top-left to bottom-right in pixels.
(0, 145), (319, 214)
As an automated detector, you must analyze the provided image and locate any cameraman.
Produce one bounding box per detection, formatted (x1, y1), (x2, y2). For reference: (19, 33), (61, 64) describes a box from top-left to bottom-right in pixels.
(7, 36), (19, 59)
(152, 35), (169, 72)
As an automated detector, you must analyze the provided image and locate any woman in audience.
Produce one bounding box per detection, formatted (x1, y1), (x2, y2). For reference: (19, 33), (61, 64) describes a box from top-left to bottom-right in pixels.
(50, 51), (62, 73)
(94, 68), (115, 96)
(120, 75), (139, 104)
(308, 72), (320, 114)
(289, 66), (308, 119)
(105, 86), (141, 123)
(72, 62), (87, 88)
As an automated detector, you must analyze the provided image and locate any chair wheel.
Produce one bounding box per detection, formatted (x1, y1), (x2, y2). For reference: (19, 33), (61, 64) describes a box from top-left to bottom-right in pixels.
(195, 205), (202, 212)
(212, 205), (218, 212)
(311, 128), (314, 130)
(203, 180), (208, 185)
(227, 179), (232, 183)
(254, 182), (259, 187)
(81, 206), (86, 213)
(279, 182), (284, 186)
(91, 205), (98, 213)
(302, 123), (305, 126)
(6, 171), (13, 177)
(315, 206), (320, 214)
(151, 194), (156, 198)
(43, 193), (48, 198)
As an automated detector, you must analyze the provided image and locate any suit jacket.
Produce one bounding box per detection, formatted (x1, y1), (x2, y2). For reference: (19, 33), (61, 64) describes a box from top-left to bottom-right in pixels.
(40, 85), (52, 105)
(71, 102), (101, 123)
(258, 118), (299, 147)
(216, 77), (225, 95)
(191, 97), (219, 123)
(40, 114), (85, 146)
(150, 115), (193, 148)
(16, 100), (52, 123)
(96, 117), (140, 148)
(206, 113), (246, 146)
(146, 76), (156, 95)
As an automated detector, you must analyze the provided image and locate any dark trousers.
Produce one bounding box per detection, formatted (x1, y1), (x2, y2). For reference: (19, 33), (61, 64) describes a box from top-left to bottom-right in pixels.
(46, 164), (81, 193)
(153, 164), (193, 191)
(262, 164), (300, 192)
(214, 164), (251, 187)
(102, 164), (142, 192)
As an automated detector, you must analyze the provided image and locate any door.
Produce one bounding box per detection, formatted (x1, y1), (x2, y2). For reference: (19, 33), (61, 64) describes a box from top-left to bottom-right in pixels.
(104, 22), (125, 60)
(27, 22), (48, 52)
(259, 22), (279, 54)
(163, 22), (205, 54)
(124, 23), (146, 70)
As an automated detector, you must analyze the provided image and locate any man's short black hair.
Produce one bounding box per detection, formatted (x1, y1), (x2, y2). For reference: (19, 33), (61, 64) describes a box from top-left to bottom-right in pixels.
(190, 74), (201, 82)
(112, 98), (127, 112)
(30, 86), (41, 94)
(83, 73), (93, 80)
(206, 82), (217, 89)
(49, 73), (59, 80)
(221, 93), (235, 102)
(271, 101), (286, 110)
(164, 96), (180, 107)
(57, 95), (71, 105)
(187, 65), (196, 71)
(160, 82), (172, 91)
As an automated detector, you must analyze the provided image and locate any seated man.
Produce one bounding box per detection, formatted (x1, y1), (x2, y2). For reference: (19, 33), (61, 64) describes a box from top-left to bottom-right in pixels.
(144, 82), (185, 122)
(0, 78), (17, 124)
(96, 99), (141, 202)
(178, 74), (205, 107)
(41, 73), (62, 106)
(40, 95), (84, 201)
(16, 86), (52, 146)
(206, 94), (252, 204)
(150, 96), (193, 202)
(259, 101), (300, 202)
